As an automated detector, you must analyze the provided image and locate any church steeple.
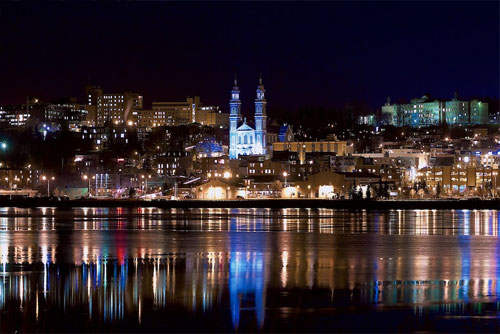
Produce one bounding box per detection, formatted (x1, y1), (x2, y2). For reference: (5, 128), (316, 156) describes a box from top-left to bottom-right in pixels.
(254, 74), (267, 155)
(256, 73), (265, 99)
(229, 75), (242, 159)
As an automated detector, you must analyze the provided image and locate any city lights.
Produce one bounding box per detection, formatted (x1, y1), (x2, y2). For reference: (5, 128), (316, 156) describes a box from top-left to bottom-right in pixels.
(0, 2), (497, 333)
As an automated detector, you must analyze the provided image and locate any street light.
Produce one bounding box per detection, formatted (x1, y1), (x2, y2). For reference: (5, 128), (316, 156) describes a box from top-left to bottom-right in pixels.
(42, 175), (55, 197)
(0, 142), (6, 150)
(283, 171), (288, 187)
(82, 174), (92, 197)
(141, 175), (151, 194)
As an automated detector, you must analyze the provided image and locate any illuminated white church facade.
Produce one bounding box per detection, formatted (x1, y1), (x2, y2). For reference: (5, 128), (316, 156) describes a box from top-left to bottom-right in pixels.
(229, 76), (267, 159)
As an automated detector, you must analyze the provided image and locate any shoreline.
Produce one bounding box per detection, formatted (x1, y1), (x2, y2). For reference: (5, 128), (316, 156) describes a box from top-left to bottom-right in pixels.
(0, 198), (499, 210)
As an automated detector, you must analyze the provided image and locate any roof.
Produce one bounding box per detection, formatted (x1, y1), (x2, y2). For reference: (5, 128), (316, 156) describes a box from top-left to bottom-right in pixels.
(336, 172), (381, 179)
(237, 123), (254, 131)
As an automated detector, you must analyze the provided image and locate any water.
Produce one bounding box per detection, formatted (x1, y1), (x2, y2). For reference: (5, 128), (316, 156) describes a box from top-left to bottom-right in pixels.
(0, 208), (499, 332)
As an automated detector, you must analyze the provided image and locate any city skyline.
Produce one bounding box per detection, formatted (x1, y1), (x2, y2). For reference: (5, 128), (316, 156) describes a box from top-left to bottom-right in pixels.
(0, 2), (498, 112)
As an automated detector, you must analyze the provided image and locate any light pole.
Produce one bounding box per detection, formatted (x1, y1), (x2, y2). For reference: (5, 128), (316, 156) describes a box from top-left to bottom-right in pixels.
(141, 175), (151, 195)
(83, 174), (93, 197)
(42, 176), (55, 197)
(283, 171), (288, 187)
(4, 177), (10, 200)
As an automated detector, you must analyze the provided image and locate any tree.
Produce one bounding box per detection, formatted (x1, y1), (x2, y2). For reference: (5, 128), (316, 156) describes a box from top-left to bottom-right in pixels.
(382, 182), (390, 198)
(377, 179), (383, 198)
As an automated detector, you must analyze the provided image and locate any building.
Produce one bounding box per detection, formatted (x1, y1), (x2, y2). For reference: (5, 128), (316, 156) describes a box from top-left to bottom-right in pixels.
(148, 97), (226, 128)
(229, 76), (267, 159)
(489, 111), (500, 125)
(194, 179), (245, 199)
(0, 167), (43, 190)
(0, 104), (31, 127)
(154, 152), (193, 176)
(81, 125), (131, 150)
(200, 155), (232, 178)
(151, 97), (199, 126)
(382, 93), (489, 127)
(0, 98), (92, 129)
(470, 100), (488, 125)
(417, 165), (499, 196)
(96, 92), (143, 126)
(273, 141), (353, 164)
(382, 95), (445, 127)
(445, 93), (469, 125)
(44, 103), (89, 127)
(85, 85), (103, 107)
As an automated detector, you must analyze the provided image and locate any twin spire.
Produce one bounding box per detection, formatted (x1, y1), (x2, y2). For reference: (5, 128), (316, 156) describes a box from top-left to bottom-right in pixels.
(232, 73), (264, 90)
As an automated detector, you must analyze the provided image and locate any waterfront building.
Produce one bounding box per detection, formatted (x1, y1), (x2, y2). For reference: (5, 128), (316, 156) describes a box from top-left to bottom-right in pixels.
(229, 76), (267, 159)
(0, 167), (43, 190)
(194, 179), (245, 199)
(243, 175), (284, 198)
(294, 170), (381, 199)
(417, 165), (500, 195)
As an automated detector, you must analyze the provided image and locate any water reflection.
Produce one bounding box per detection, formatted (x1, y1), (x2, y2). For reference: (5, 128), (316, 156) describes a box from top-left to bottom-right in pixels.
(0, 208), (499, 332)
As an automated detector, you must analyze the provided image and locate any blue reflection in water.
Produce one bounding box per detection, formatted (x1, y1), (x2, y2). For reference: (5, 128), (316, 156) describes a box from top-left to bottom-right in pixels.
(229, 217), (266, 330)
(458, 211), (471, 301)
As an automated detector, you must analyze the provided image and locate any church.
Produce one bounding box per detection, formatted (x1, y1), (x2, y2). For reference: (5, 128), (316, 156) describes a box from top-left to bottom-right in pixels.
(229, 75), (267, 159)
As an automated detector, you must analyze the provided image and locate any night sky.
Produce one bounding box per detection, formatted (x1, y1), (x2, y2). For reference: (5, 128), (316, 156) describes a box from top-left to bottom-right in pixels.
(0, 2), (498, 114)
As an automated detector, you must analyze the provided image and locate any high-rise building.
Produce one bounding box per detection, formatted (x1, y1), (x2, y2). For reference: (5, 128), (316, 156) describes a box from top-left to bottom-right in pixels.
(96, 92), (143, 126)
(85, 85), (102, 107)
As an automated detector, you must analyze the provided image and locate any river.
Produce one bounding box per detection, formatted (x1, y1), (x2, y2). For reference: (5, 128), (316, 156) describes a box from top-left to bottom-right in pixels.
(0, 208), (499, 332)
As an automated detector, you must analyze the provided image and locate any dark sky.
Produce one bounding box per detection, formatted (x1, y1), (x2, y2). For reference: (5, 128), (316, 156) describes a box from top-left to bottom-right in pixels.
(0, 2), (498, 114)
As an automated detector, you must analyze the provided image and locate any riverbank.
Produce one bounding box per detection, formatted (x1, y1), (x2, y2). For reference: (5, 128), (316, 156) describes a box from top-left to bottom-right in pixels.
(0, 198), (499, 210)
